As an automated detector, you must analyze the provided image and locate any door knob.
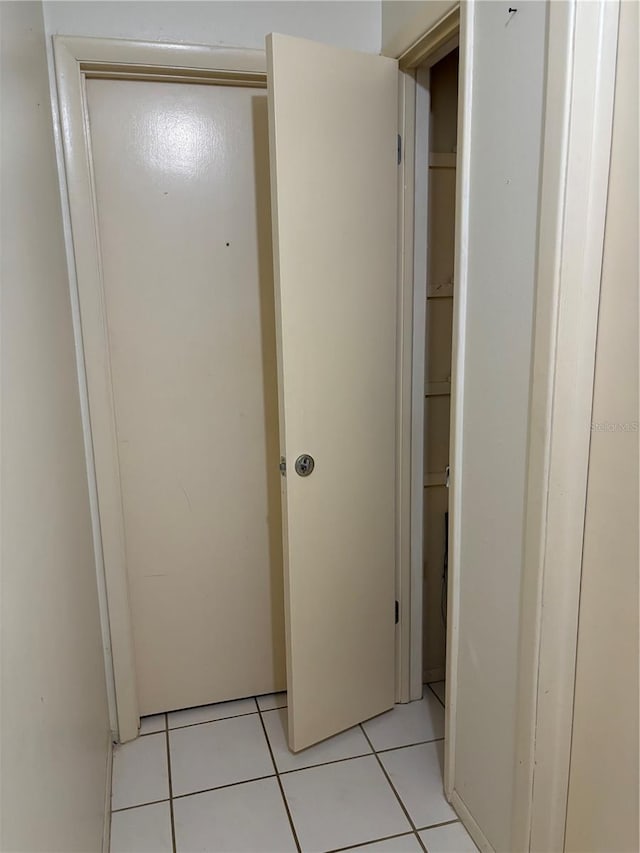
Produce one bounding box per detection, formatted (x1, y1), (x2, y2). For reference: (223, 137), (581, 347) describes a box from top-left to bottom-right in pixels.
(295, 454), (315, 477)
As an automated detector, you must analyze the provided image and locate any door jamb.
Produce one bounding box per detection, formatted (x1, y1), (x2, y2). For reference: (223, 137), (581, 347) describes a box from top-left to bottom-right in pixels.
(52, 36), (267, 743)
(394, 65), (417, 703)
(394, 7), (461, 706)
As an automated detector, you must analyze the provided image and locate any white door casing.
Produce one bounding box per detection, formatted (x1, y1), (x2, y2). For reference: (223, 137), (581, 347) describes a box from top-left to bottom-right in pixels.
(53, 38), (269, 741)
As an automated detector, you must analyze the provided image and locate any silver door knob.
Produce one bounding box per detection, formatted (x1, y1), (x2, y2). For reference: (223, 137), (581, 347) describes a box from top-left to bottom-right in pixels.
(295, 454), (315, 477)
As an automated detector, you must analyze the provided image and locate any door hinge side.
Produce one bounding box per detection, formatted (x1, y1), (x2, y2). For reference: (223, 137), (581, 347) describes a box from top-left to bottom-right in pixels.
(397, 134), (402, 165)
(395, 600), (399, 624)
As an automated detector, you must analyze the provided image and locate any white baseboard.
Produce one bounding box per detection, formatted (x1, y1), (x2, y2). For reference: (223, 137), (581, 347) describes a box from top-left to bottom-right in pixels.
(423, 666), (446, 684)
(450, 789), (494, 853)
(102, 737), (113, 853)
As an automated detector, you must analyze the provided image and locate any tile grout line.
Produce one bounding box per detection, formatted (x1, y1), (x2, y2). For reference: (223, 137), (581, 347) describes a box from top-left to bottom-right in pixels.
(171, 773), (276, 802)
(164, 713), (177, 853)
(255, 697), (302, 853)
(376, 736), (444, 755)
(137, 697), (284, 735)
(416, 818), (460, 833)
(137, 701), (285, 735)
(211, 724), (440, 776)
(328, 819), (465, 853)
(359, 724), (429, 853)
(111, 796), (171, 814)
(272, 735), (444, 777)
(325, 830), (419, 853)
(164, 708), (260, 732)
(280, 749), (370, 774)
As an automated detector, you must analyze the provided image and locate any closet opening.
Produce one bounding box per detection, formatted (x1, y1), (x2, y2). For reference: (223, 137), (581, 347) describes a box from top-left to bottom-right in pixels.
(411, 43), (460, 716)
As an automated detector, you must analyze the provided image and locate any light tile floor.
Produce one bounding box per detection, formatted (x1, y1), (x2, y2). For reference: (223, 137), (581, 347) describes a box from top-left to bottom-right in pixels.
(110, 680), (477, 853)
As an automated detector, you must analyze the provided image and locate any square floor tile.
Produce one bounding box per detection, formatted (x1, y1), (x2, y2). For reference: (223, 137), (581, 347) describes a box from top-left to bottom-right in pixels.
(280, 754), (410, 852)
(168, 696), (257, 729)
(379, 741), (456, 829)
(139, 714), (165, 735)
(257, 691), (287, 711)
(428, 681), (446, 706)
(173, 777), (297, 852)
(420, 822), (478, 852)
(111, 733), (169, 810)
(344, 833), (423, 852)
(362, 694), (444, 751)
(110, 801), (172, 853)
(169, 713), (274, 796)
(262, 708), (371, 772)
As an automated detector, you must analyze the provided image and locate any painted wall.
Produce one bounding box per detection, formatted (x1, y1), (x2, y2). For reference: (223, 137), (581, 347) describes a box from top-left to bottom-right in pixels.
(0, 2), (111, 850)
(452, 3), (547, 850)
(565, 2), (639, 849)
(381, 0), (456, 57)
(43, 0), (381, 53)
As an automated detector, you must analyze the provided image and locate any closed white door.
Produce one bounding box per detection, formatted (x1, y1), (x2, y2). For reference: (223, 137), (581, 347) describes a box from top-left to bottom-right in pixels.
(85, 78), (285, 716)
(267, 34), (399, 751)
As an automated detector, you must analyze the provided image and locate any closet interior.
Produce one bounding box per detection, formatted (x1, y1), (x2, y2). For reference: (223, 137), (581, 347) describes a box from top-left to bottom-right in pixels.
(422, 48), (459, 688)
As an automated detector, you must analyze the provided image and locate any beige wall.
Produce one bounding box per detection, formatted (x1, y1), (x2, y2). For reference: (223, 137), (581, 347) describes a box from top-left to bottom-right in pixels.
(565, 3), (639, 850)
(0, 2), (111, 850)
(381, 0), (457, 58)
(43, 0), (382, 53)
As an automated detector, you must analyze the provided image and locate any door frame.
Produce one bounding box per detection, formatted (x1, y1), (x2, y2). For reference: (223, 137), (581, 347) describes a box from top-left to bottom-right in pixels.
(52, 36), (268, 743)
(394, 5), (460, 706)
(394, 7), (461, 702)
(394, 0), (620, 849)
(393, 0), (460, 710)
(52, 34), (415, 744)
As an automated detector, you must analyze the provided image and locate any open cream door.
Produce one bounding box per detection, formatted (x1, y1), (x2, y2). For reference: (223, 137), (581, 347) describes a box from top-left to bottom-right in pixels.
(266, 33), (398, 752)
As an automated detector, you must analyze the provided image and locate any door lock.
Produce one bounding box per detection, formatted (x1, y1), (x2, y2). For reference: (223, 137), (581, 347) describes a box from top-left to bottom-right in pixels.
(294, 454), (315, 477)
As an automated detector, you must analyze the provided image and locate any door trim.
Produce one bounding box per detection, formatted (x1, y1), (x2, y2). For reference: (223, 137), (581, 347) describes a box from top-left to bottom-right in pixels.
(397, 5), (460, 69)
(395, 6), (462, 708)
(383, 2), (459, 63)
(394, 66), (417, 703)
(395, 3), (463, 702)
(52, 36), (267, 742)
(512, 2), (620, 850)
